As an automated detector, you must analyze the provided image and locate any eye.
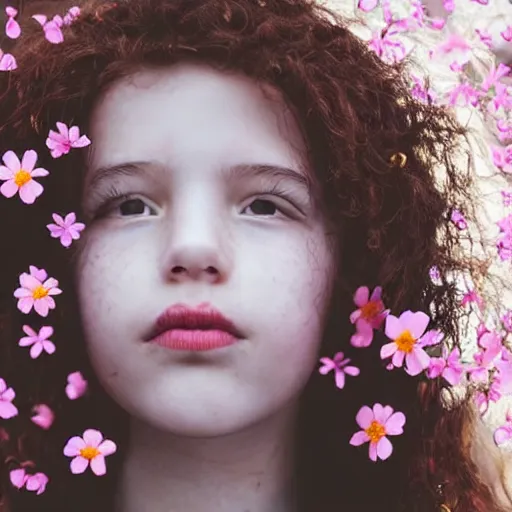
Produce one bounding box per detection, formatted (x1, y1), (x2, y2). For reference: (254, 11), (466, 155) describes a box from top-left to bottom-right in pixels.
(117, 198), (157, 217)
(243, 198), (280, 216)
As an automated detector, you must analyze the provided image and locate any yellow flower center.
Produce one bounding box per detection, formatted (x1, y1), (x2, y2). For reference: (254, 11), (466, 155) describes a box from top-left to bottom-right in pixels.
(365, 420), (386, 443)
(395, 329), (416, 353)
(360, 300), (382, 320)
(79, 446), (100, 460)
(13, 169), (32, 187)
(32, 285), (49, 300)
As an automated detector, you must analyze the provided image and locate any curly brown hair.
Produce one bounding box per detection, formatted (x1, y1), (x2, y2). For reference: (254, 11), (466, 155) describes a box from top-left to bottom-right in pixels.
(0, 0), (509, 510)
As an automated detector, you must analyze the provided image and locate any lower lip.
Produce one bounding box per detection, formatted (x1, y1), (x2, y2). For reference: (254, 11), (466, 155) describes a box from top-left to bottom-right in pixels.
(150, 329), (239, 351)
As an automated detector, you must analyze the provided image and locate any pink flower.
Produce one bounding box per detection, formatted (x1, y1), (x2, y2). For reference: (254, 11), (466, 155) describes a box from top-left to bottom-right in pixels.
(32, 14), (64, 44)
(0, 378), (18, 420)
(14, 266), (62, 317)
(501, 26), (512, 43)
(19, 325), (56, 359)
(357, 0), (378, 12)
(426, 347), (464, 386)
(432, 34), (472, 68)
(482, 63), (511, 92)
(63, 429), (117, 476)
(66, 371), (88, 400)
(461, 289), (484, 310)
(349, 403), (406, 462)
(0, 49), (17, 71)
(380, 311), (431, 376)
(0, 150), (49, 204)
(410, 75), (435, 104)
(319, 352), (360, 389)
(501, 190), (512, 207)
(450, 209), (467, 230)
(492, 145), (512, 174)
(369, 30), (407, 64)
(502, 310), (512, 332)
(31, 404), (54, 430)
(62, 6), (81, 25)
(447, 83), (481, 108)
(494, 410), (512, 446)
(47, 213), (86, 247)
(46, 122), (91, 158)
(350, 286), (389, 347)
(5, 6), (21, 39)
(10, 469), (49, 495)
(475, 28), (493, 49)
(443, 0), (454, 10)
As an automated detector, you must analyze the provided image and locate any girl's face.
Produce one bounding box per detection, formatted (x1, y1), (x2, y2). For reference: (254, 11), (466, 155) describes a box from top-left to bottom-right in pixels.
(76, 63), (335, 436)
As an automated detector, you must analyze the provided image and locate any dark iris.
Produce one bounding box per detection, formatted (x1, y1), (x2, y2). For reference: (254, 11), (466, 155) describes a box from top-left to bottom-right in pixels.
(249, 199), (277, 215)
(120, 199), (147, 216)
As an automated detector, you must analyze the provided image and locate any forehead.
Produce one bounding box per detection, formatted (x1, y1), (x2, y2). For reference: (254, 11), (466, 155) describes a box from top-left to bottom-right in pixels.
(87, 63), (308, 176)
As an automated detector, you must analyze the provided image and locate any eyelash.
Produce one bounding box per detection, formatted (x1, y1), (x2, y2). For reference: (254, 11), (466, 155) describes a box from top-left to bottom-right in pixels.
(91, 183), (304, 219)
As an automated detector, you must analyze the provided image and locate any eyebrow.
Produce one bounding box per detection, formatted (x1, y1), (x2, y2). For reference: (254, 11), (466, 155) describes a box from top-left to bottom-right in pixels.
(87, 160), (312, 194)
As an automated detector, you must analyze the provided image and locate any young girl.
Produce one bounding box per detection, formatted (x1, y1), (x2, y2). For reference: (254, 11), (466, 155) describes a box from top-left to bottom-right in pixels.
(0, 0), (511, 511)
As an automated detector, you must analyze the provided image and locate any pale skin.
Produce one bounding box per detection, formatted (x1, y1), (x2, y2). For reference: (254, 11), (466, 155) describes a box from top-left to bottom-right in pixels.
(76, 63), (335, 512)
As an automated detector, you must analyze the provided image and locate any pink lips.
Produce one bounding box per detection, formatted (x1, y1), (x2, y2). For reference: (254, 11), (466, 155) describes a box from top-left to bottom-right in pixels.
(147, 303), (242, 352)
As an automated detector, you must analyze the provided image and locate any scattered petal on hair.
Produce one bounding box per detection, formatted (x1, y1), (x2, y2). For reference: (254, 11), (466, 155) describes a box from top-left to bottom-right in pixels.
(349, 403), (406, 461)
(14, 266), (62, 317)
(450, 209), (467, 230)
(494, 410), (512, 446)
(380, 311), (431, 376)
(319, 352), (360, 390)
(501, 26), (512, 43)
(0, 150), (49, 204)
(461, 289), (484, 310)
(32, 14), (64, 44)
(0, 49), (17, 71)
(5, 7), (21, 39)
(63, 429), (117, 476)
(46, 122), (91, 158)
(491, 145), (512, 175)
(427, 347), (464, 386)
(357, 0), (379, 12)
(9, 468), (49, 494)
(47, 213), (86, 247)
(19, 325), (56, 359)
(31, 404), (55, 430)
(65, 371), (88, 400)
(0, 378), (18, 419)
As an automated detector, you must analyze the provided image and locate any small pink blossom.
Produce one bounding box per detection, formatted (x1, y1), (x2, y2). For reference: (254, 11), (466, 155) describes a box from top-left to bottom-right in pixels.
(502, 310), (512, 332)
(0, 49), (17, 71)
(369, 30), (407, 64)
(31, 404), (54, 430)
(410, 75), (435, 104)
(450, 209), (467, 230)
(19, 325), (56, 359)
(501, 190), (512, 207)
(482, 63), (511, 92)
(0, 378), (18, 420)
(47, 213), (86, 247)
(491, 145), (512, 174)
(447, 83), (481, 108)
(319, 352), (360, 389)
(32, 14), (64, 44)
(350, 286), (389, 347)
(62, 6), (81, 25)
(349, 403), (406, 462)
(475, 28), (493, 49)
(501, 26), (512, 43)
(46, 122), (91, 158)
(443, 0), (454, 11)
(0, 150), (49, 204)
(63, 429), (117, 476)
(426, 347), (464, 386)
(461, 289), (484, 310)
(429, 265), (442, 285)
(494, 409), (512, 446)
(66, 371), (88, 400)
(10, 469), (49, 495)
(380, 311), (431, 376)
(5, 6), (21, 39)
(14, 266), (62, 317)
(357, 0), (378, 12)
(432, 34), (472, 68)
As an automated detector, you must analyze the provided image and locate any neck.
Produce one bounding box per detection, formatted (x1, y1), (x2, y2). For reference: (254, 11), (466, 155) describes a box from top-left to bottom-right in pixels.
(115, 404), (299, 512)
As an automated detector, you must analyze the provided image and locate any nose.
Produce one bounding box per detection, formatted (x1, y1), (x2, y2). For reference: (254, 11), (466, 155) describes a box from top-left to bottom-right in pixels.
(163, 201), (231, 285)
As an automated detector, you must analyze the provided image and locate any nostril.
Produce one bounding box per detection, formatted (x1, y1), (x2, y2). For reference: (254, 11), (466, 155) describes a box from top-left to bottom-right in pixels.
(205, 266), (218, 274)
(172, 266), (187, 274)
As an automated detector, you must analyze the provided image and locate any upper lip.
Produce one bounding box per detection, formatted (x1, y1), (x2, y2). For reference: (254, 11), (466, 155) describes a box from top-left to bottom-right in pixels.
(147, 303), (243, 340)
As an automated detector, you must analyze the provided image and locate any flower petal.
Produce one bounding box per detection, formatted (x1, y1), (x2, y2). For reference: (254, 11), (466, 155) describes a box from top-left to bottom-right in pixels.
(384, 411), (406, 435)
(90, 455), (107, 476)
(98, 439), (117, 457)
(376, 436), (393, 460)
(83, 429), (103, 448)
(355, 405), (374, 429)
(70, 456), (89, 474)
(349, 430), (370, 446)
(63, 436), (86, 456)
